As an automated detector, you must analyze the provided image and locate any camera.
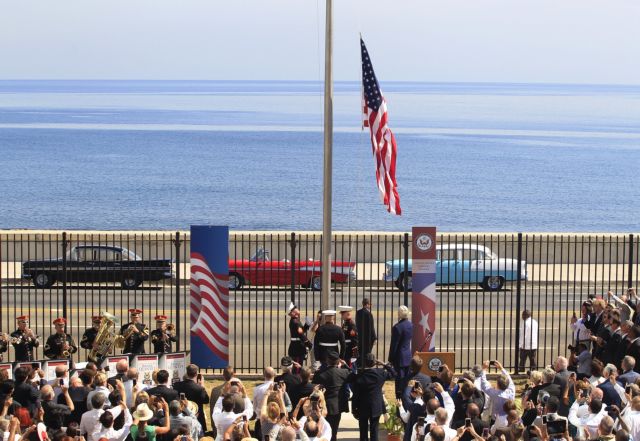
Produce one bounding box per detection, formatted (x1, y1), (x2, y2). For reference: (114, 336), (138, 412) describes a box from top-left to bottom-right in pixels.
(465, 418), (471, 428)
(180, 392), (186, 400)
(230, 380), (239, 387)
(489, 360), (497, 366)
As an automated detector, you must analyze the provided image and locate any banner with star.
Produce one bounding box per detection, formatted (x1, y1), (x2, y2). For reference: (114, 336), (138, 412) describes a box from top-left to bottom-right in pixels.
(411, 227), (437, 352)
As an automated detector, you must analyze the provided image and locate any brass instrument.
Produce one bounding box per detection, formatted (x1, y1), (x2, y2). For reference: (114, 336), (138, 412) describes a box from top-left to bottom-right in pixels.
(58, 335), (70, 358)
(122, 323), (138, 342)
(88, 312), (125, 363)
(167, 323), (175, 333)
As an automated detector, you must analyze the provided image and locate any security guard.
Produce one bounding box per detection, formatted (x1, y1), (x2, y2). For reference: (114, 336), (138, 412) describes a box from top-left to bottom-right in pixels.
(150, 314), (177, 353)
(120, 308), (149, 354)
(80, 315), (102, 350)
(11, 315), (40, 362)
(44, 317), (78, 360)
(338, 306), (358, 365)
(313, 310), (345, 366)
(287, 303), (312, 370)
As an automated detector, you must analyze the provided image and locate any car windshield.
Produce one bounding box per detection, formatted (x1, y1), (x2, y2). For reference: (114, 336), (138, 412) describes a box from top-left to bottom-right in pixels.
(250, 248), (270, 262)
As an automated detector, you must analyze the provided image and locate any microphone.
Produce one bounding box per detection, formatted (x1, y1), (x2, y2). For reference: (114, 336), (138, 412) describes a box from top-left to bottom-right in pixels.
(418, 331), (433, 352)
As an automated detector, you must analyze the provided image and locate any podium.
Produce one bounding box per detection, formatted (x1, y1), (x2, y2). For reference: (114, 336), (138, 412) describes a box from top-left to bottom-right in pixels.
(159, 352), (187, 385)
(0, 363), (12, 379)
(43, 360), (70, 382)
(415, 352), (455, 376)
(131, 354), (159, 387)
(103, 355), (130, 378)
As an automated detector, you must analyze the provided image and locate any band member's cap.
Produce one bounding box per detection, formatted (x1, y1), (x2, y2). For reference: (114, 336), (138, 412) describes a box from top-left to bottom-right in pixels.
(280, 356), (293, 367)
(322, 310), (337, 316)
(155, 315), (168, 322)
(337, 306), (353, 312)
(92, 315), (102, 322)
(53, 317), (67, 325)
(16, 315), (29, 322)
(287, 303), (297, 314)
(129, 308), (143, 315)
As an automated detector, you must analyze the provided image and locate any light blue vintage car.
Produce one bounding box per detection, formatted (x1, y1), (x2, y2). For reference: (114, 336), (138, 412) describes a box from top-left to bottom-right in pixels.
(383, 244), (527, 291)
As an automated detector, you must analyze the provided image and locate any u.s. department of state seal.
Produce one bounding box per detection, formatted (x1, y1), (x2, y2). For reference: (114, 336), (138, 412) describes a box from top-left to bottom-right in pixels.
(416, 234), (433, 251)
(428, 357), (442, 372)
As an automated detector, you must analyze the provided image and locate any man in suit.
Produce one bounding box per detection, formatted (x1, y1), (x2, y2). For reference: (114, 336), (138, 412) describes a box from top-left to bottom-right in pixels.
(585, 299), (606, 346)
(312, 351), (351, 441)
(174, 364), (210, 433)
(356, 298), (377, 364)
(350, 353), (396, 441)
(146, 369), (179, 403)
(618, 356), (640, 386)
(626, 325), (640, 373)
(597, 364), (622, 408)
(388, 305), (413, 398)
(401, 355), (432, 409)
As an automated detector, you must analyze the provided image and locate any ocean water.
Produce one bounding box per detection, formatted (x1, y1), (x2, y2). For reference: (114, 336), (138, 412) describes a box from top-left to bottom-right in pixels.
(0, 80), (639, 232)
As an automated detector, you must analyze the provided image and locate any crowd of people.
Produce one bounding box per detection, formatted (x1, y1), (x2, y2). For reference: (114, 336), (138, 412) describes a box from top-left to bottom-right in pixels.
(2, 291), (640, 441)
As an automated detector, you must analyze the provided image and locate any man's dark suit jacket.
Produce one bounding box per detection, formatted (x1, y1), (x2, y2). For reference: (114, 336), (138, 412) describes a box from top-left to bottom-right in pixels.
(356, 307), (377, 355)
(174, 378), (210, 430)
(146, 383), (180, 403)
(312, 365), (351, 415)
(12, 381), (40, 414)
(350, 365), (396, 419)
(389, 319), (413, 368)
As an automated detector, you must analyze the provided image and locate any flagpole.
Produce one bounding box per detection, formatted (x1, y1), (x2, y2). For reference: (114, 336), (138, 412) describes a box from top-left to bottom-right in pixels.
(321, 0), (333, 312)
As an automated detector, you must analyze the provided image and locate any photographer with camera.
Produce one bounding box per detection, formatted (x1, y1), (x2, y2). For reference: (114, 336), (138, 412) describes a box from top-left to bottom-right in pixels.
(568, 383), (608, 441)
(290, 392), (332, 441)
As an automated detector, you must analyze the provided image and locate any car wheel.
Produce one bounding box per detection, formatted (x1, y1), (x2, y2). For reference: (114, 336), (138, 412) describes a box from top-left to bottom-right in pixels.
(33, 272), (54, 289)
(310, 276), (322, 291)
(228, 272), (244, 290)
(121, 278), (141, 289)
(395, 272), (412, 291)
(481, 276), (504, 291)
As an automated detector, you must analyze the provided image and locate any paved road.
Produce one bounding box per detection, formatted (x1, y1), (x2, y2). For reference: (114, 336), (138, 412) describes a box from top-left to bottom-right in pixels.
(0, 281), (624, 371)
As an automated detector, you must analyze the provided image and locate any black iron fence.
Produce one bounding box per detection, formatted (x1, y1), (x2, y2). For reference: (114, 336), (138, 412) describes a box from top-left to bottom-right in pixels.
(0, 231), (638, 373)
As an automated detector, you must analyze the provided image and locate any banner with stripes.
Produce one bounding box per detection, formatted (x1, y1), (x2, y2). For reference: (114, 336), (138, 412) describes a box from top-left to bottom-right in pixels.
(190, 225), (229, 368)
(411, 227), (437, 352)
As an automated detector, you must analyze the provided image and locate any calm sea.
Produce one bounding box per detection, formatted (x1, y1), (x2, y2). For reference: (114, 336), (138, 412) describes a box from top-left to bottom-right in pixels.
(0, 80), (639, 232)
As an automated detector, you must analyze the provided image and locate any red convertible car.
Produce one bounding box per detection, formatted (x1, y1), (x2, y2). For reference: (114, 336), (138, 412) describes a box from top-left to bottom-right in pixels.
(228, 248), (356, 290)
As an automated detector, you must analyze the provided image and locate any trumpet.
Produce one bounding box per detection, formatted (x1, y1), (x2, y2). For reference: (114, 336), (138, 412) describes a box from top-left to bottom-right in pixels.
(167, 323), (175, 334)
(122, 324), (137, 341)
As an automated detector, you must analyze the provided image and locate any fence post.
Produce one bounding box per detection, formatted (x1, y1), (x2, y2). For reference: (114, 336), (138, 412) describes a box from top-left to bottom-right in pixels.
(514, 233), (523, 373)
(290, 232), (296, 304)
(62, 232), (68, 320)
(174, 232), (181, 351)
(403, 233), (409, 306)
(629, 234), (634, 289)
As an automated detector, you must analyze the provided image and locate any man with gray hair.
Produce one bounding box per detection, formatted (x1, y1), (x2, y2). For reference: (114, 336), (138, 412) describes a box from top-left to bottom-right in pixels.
(389, 305), (413, 398)
(619, 356), (640, 386)
(597, 364), (624, 408)
(41, 383), (74, 430)
(169, 399), (202, 440)
(479, 359), (515, 422)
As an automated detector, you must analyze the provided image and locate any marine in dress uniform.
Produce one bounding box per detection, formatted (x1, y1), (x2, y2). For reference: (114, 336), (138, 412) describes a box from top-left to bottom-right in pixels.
(150, 314), (177, 353)
(80, 315), (102, 350)
(287, 303), (312, 370)
(11, 315), (40, 362)
(338, 306), (358, 365)
(120, 308), (149, 354)
(313, 310), (345, 366)
(44, 317), (78, 361)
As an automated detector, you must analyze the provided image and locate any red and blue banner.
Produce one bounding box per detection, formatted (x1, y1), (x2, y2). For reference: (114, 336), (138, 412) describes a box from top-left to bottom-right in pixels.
(190, 226), (229, 368)
(411, 227), (437, 352)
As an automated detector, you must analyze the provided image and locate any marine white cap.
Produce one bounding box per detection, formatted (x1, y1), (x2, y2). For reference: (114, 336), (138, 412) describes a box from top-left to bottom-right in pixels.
(337, 305), (353, 312)
(287, 303), (297, 314)
(322, 309), (337, 316)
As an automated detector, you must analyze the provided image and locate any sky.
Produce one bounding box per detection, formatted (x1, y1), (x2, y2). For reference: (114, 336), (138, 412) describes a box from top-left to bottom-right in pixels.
(1, 0), (639, 84)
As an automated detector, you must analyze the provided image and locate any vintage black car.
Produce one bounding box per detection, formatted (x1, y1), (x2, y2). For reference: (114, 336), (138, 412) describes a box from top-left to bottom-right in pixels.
(22, 245), (173, 289)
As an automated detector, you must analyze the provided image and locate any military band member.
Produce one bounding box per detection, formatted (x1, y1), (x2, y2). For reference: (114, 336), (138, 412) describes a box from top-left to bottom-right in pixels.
(313, 310), (345, 366)
(150, 315), (177, 353)
(338, 305), (358, 365)
(11, 315), (40, 362)
(80, 315), (102, 351)
(120, 308), (149, 354)
(287, 304), (312, 371)
(44, 317), (78, 360)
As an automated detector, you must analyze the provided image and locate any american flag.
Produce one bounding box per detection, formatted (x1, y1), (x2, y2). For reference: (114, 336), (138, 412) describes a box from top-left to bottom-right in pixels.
(190, 252), (229, 361)
(361, 37), (402, 215)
